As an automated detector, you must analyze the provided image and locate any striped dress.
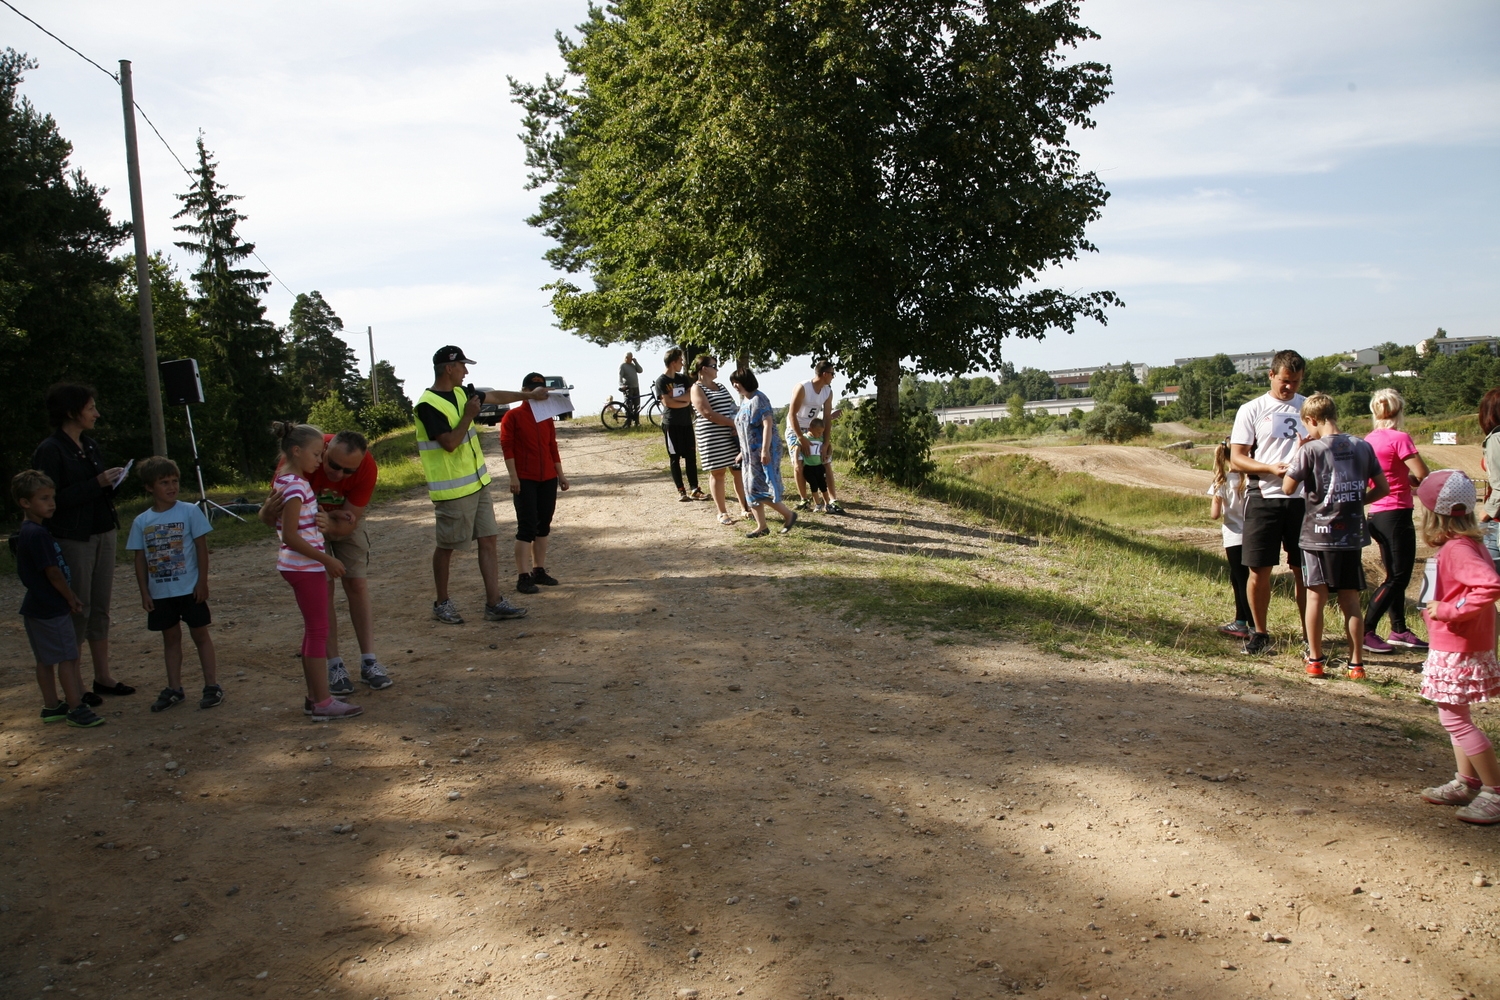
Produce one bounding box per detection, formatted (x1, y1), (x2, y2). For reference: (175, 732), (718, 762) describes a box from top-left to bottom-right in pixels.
(694, 381), (740, 471)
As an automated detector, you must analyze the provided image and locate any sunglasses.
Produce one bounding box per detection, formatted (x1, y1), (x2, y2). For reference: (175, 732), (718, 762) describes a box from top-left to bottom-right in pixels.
(326, 456), (360, 475)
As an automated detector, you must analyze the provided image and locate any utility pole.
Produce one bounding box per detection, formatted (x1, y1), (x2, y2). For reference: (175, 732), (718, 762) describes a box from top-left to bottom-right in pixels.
(367, 326), (379, 405)
(119, 60), (168, 456)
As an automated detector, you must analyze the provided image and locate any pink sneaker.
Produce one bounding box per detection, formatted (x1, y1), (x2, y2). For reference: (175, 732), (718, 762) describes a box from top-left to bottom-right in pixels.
(310, 697), (363, 721)
(1456, 788), (1500, 824)
(1386, 630), (1429, 651)
(1362, 631), (1394, 654)
(1421, 773), (1480, 806)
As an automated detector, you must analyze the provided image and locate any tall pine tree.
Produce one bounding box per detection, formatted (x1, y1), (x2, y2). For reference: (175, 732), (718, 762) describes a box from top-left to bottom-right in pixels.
(173, 136), (287, 477)
(285, 290), (363, 416)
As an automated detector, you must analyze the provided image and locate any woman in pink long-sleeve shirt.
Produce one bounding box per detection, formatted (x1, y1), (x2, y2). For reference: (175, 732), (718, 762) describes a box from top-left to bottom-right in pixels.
(1415, 470), (1500, 825)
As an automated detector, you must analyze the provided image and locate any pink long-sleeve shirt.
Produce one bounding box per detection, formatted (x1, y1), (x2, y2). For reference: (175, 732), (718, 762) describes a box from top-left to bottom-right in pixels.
(1423, 535), (1500, 653)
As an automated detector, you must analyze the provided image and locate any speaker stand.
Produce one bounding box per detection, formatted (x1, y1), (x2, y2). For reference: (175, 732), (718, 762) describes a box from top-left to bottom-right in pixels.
(184, 405), (244, 522)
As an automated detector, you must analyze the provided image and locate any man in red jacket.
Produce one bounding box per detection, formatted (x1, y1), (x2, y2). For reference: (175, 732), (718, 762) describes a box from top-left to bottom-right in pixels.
(500, 373), (570, 594)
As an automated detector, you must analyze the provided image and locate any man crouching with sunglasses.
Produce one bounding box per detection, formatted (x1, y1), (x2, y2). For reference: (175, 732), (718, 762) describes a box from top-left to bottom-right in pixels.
(260, 430), (394, 696)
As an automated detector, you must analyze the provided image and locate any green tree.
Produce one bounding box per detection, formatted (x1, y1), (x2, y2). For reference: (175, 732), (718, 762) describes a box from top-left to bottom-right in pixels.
(0, 49), (138, 488)
(306, 391), (362, 435)
(371, 360), (412, 411)
(514, 0), (1118, 480)
(174, 137), (289, 477)
(285, 291), (363, 415)
(1086, 363), (1137, 400)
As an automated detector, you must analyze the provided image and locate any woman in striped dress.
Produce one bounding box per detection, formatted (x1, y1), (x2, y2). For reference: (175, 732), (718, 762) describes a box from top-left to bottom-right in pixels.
(691, 355), (753, 525)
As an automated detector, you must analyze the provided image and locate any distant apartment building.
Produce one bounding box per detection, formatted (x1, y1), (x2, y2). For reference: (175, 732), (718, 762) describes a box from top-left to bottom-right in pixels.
(1416, 336), (1500, 358)
(933, 389), (1178, 425)
(1173, 351), (1275, 375)
(1046, 361), (1151, 392)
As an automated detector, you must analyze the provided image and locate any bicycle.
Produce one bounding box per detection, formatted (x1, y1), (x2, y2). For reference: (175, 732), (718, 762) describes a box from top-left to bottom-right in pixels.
(601, 388), (663, 430)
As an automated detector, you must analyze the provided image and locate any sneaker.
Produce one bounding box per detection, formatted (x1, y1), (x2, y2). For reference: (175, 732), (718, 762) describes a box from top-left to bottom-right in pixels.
(1218, 620), (1251, 639)
(1456, 787), (1500, 824)
(328, 660), (355, 696)
(1241, 632), (1274, 655)
(40, 702), (68, 724)
(310, 697), (364, 721)
(794, 498), (813, 511)
(81, 691), (103, 708)
(530, 567), (559, 587)
(1362, 632), (1394, 654)
(432, 598), (464, 625)
(360, 660), (393, 690)
(814, 504), (827, 513)
(689, 489), (711, 501)
(1386, 630), (1429, 651)
(1346, 663), (1366, 681)
(199, 684), (225, 709)
(678, 491), (693, 502)
(826, 500), (847, 514)
(516, 572), (540, 595)
(150, 687), (186, 712)
(66, 705), (105, 728)
(1421, 773), (1481, 806)
(485, 597), (528, 620)
(1304, 656), (1326, 678)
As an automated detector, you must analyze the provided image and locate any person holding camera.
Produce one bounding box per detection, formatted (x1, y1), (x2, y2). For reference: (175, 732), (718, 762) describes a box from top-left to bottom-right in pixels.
(417, 346), (548, 625)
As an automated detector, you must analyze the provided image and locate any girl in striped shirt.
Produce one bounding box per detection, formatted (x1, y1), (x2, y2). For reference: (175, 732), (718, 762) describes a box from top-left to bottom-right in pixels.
(271, 422), (362, 720)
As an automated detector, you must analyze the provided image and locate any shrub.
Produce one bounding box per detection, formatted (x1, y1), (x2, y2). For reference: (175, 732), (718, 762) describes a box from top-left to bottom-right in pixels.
(847, 397), (937, 488)
(1081, 402), (1151, 443)
(306, 392), (363, 435)
(360, 400), (412, 437)
(1110, 383), (1158, 420)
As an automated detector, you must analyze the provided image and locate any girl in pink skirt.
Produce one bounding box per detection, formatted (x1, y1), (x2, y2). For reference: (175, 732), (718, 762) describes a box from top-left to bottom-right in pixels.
(1417, 470), (1500, 824)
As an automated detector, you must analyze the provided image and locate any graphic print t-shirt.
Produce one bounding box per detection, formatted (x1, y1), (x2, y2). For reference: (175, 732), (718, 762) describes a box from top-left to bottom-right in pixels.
(272, 474), (325, 572)
(126, 501), (213, 599)
(655, 373), (695, 426)
(1285, 433), (1380, 551)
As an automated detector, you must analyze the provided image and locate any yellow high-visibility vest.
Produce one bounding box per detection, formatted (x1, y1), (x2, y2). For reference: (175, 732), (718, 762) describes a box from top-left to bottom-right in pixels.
(415, 386), (491, 501)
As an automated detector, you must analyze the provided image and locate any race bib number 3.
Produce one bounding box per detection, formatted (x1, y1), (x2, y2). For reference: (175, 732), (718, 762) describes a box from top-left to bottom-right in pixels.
(1272, 414), (1304, 440)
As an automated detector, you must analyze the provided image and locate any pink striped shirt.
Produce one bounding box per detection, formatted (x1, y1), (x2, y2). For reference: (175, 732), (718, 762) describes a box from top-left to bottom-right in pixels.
(273, 474), (325, 572)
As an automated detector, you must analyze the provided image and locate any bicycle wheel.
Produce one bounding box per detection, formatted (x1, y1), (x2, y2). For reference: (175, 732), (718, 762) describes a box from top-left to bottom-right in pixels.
(647, 400), (662, 428)
(601, 402), (627, 430)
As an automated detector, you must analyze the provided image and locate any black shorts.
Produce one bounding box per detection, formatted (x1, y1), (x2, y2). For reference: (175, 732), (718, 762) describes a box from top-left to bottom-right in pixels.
(1302, 549), (1367, 591)
(513, 478), (559, 543)
(804, 463), (828, 492)
(1241, 494), (1305, 569)
(147, 594), (212, 632)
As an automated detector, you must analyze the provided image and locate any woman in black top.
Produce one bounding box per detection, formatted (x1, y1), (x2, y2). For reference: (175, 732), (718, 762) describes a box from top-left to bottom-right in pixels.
(31, 384), (134, 699)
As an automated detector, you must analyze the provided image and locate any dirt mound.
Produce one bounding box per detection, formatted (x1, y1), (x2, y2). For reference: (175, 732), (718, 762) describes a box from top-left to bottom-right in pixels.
(947, 441), (1213, 494)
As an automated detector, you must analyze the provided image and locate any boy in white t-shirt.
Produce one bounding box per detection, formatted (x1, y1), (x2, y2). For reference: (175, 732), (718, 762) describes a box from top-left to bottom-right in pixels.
(126, 457), (222, 711)
(1229, 349), (1309, 655)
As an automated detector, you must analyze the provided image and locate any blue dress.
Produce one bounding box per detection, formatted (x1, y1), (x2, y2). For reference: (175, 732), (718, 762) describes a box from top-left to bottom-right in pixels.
(735, 390), (783, 505)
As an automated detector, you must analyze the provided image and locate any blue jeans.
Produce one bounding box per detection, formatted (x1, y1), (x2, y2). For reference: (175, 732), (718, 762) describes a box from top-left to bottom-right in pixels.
(1484, 520), (1500, 570)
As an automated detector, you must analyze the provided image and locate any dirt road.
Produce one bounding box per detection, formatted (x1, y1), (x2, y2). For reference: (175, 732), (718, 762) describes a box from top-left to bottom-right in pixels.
(2, 424), (1496, 1000)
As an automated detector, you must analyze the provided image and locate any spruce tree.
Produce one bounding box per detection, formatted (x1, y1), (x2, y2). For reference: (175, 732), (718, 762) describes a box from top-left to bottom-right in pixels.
(173, 136), (288, 477)
(285, 290), (363, 416)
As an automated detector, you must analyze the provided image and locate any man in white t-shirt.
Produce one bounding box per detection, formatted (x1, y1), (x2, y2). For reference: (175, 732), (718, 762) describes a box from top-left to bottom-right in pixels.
(1229, 349), (1308, 655)
(787, 360), (844, 513)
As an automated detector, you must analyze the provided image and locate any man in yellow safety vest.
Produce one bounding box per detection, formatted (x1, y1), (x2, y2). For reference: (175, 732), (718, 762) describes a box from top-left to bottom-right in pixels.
(417, 346), (549, 625)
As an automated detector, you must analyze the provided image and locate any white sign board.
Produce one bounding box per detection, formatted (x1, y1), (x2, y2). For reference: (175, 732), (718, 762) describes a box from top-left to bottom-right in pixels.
(1432, 432), (1458, 445)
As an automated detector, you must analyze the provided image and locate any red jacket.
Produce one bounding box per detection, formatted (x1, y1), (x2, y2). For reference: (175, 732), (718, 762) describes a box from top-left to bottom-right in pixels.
(1423, 536), (1500, 653)
(499, 402), (561, 482)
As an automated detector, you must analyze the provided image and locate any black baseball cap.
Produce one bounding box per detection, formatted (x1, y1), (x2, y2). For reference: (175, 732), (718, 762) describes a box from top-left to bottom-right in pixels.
(521, 371), (547, 389)
(433, 346), (476, 366)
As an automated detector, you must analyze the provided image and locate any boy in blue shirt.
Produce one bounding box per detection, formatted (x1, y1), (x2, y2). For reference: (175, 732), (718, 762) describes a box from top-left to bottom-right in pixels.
(10, 470), (103, 727)
(126, 457), (222, 711)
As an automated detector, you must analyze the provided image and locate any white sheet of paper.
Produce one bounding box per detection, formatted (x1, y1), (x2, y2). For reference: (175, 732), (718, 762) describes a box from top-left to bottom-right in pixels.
(1272, 414), (1304, 440)
(113, 459), (134, 488)
(530, 392), (573, 422)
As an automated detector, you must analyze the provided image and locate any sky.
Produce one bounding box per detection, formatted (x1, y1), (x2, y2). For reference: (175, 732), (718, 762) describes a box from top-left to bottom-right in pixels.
(5, 0), (1498, 414)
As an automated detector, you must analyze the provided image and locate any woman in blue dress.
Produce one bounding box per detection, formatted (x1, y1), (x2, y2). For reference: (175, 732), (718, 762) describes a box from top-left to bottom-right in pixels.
(730, 368), (797, 538)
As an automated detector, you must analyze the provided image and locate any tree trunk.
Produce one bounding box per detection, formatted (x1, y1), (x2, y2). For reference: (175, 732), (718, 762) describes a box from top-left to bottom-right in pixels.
(872, 344), (902, 453)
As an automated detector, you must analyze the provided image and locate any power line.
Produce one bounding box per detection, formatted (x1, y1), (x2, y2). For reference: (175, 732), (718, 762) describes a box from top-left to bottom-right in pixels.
(2, 0), (296, 298)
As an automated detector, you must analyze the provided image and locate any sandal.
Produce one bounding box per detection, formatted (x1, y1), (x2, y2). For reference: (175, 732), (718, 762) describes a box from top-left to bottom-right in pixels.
(745, 527), (770, 539)
(717, 513), (736, 526)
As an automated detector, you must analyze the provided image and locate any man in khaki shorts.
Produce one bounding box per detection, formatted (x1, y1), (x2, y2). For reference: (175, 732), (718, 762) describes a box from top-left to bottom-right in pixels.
(418, 346), (548, 624)
(261, 430), (393, 695)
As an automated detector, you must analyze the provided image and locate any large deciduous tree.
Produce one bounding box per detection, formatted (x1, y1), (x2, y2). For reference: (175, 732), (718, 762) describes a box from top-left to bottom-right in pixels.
(514, 0), (1118, 460)
(174, 137), (288, 477)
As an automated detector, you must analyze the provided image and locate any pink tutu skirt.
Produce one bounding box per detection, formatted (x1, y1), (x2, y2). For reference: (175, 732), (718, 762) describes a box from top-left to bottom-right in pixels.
(1420, 648), (1500, 704)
